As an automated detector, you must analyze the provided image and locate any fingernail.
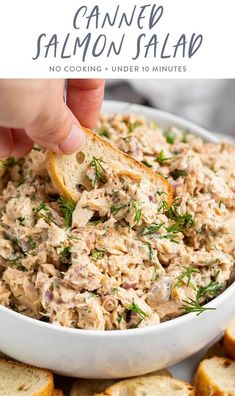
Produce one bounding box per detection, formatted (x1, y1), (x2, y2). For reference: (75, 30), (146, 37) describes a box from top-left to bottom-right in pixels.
(58, 124), (84, 154)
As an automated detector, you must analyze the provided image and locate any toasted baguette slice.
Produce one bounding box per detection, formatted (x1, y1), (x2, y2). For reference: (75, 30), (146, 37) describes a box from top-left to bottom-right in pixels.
(54, 390), (64, 396)
(70, 370), (171, 396)
(0, 358), (54, 396)
(94, 375), (195, 396)
(47, 127), (173, 204)
(224, 319), (235, 359)
(194, 356), (235, 395)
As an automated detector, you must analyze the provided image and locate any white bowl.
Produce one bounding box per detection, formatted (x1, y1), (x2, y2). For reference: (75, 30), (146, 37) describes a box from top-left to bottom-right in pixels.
(0, 101), (234, 378)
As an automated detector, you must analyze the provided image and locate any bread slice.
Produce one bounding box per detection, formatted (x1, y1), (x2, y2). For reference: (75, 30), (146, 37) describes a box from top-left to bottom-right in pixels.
(46, 127), (173, 204)
(0, 358), (54, 396)
(194, 356), (235, 395)
(70, 369), (171, 396)
(94, 375), (195, 396)
(224, 319), (235, 359)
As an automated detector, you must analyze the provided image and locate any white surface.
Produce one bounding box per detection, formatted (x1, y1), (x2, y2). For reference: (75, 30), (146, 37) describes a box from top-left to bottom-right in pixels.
(0, 0), (235, 78)
(0, 101), (234, 379)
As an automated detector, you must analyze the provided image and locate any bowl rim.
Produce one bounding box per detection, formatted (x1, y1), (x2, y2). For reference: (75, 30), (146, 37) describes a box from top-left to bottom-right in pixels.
(0, 100), (233, 337)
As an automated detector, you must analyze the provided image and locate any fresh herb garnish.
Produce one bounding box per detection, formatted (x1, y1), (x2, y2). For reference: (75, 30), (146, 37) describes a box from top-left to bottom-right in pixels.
(33, 202), (56, 225)
(180, 280), (221, 316)
(174, 265), (200, 289)
(28, 236), (37, 250)
(130, 200), (142, 224)
(124, 120), (141, 133)
(181, 130), (190, 143)
(89, 157), (106, 186)
(117, 313), (123, 323)
(57, 197), (75, 228)
(167, 204), (194, 232)
(127, 300), (149, 320)
(155, 150), (172, 165)
(144, 242), (154, 261)
(2, 157), (20, 168)
(92, 248), (105, 261)
(33, 203), (50, 214)
(60, 246), (71, 263)
(164, 130), (176, 144)
(141, 160), (152, 168)
(152, 266), (158, 281)
(99, 129), (110, 138)
(88, 217), (105, 226)
(170, 169), (188, 180)
(196, 281), (221, 301)
(141, 223), (163, 236)
(181, 298), (216, 316)
(158, 200), (168, 213)
(110, 204), (128, 215)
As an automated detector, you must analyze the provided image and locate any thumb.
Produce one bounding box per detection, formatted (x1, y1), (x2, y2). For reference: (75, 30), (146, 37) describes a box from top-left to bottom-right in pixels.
(26, 100), (84, 154)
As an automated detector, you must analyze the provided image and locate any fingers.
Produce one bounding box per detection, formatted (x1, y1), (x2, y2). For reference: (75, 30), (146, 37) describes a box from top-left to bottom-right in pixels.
(67, 79), (105, 129)
(26, 89), (84, 154)
(11, 129), (34, 157)
(0, 127), (14, 158)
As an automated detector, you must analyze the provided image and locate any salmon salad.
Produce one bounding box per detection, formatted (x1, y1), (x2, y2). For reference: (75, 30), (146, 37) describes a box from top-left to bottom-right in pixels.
(0, 113), (234, 330)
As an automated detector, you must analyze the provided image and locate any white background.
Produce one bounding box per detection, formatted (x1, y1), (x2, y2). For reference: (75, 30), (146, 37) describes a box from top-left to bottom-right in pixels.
(0, 0), (234, 78)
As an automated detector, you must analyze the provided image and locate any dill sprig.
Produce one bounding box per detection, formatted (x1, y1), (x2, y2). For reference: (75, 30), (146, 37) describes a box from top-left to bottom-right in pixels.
(110, 204), (128, 215)
(33, 202), (57, 225)
(130, 200), (142, 224)
(158, 200), (168, 213)
(180, 280), (221, 316)
(141, 160), (152, 168)
(174, 265), (200, 289)
(164, 130), (176, 144)
(88, 217), (105, 226)
(144, 242), (154, 261)
(57, 197), (75, 228)
(99, 129), (109, 138)
(141, 223), (163, 236)
(166, 203), (194, 233)
(170, 169), (188, 180)
(2, 157), (21, 168)
(127, 300), (149, 320)
(60, 246), (71, 263)
(155, 150), (173, 165)
(89, 157), (106, 186)
(197, 281), (221, 301)
(92, 248), (105, 261)
(33, 202), (49, 214)
(181, 298), (216, 316)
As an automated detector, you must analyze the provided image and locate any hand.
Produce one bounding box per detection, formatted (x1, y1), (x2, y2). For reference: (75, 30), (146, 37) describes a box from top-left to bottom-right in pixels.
(0, 79), (105, 158)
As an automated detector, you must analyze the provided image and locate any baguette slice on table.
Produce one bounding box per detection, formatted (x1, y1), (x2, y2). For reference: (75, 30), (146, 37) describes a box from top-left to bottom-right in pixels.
(94, 375), (195, 396)
(194, 356), (235, 395)
(46, 127), (173, 205)
(70, 369), (171, 396)
(224, 319), (235, 359)
(0, 358), (54, 396)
